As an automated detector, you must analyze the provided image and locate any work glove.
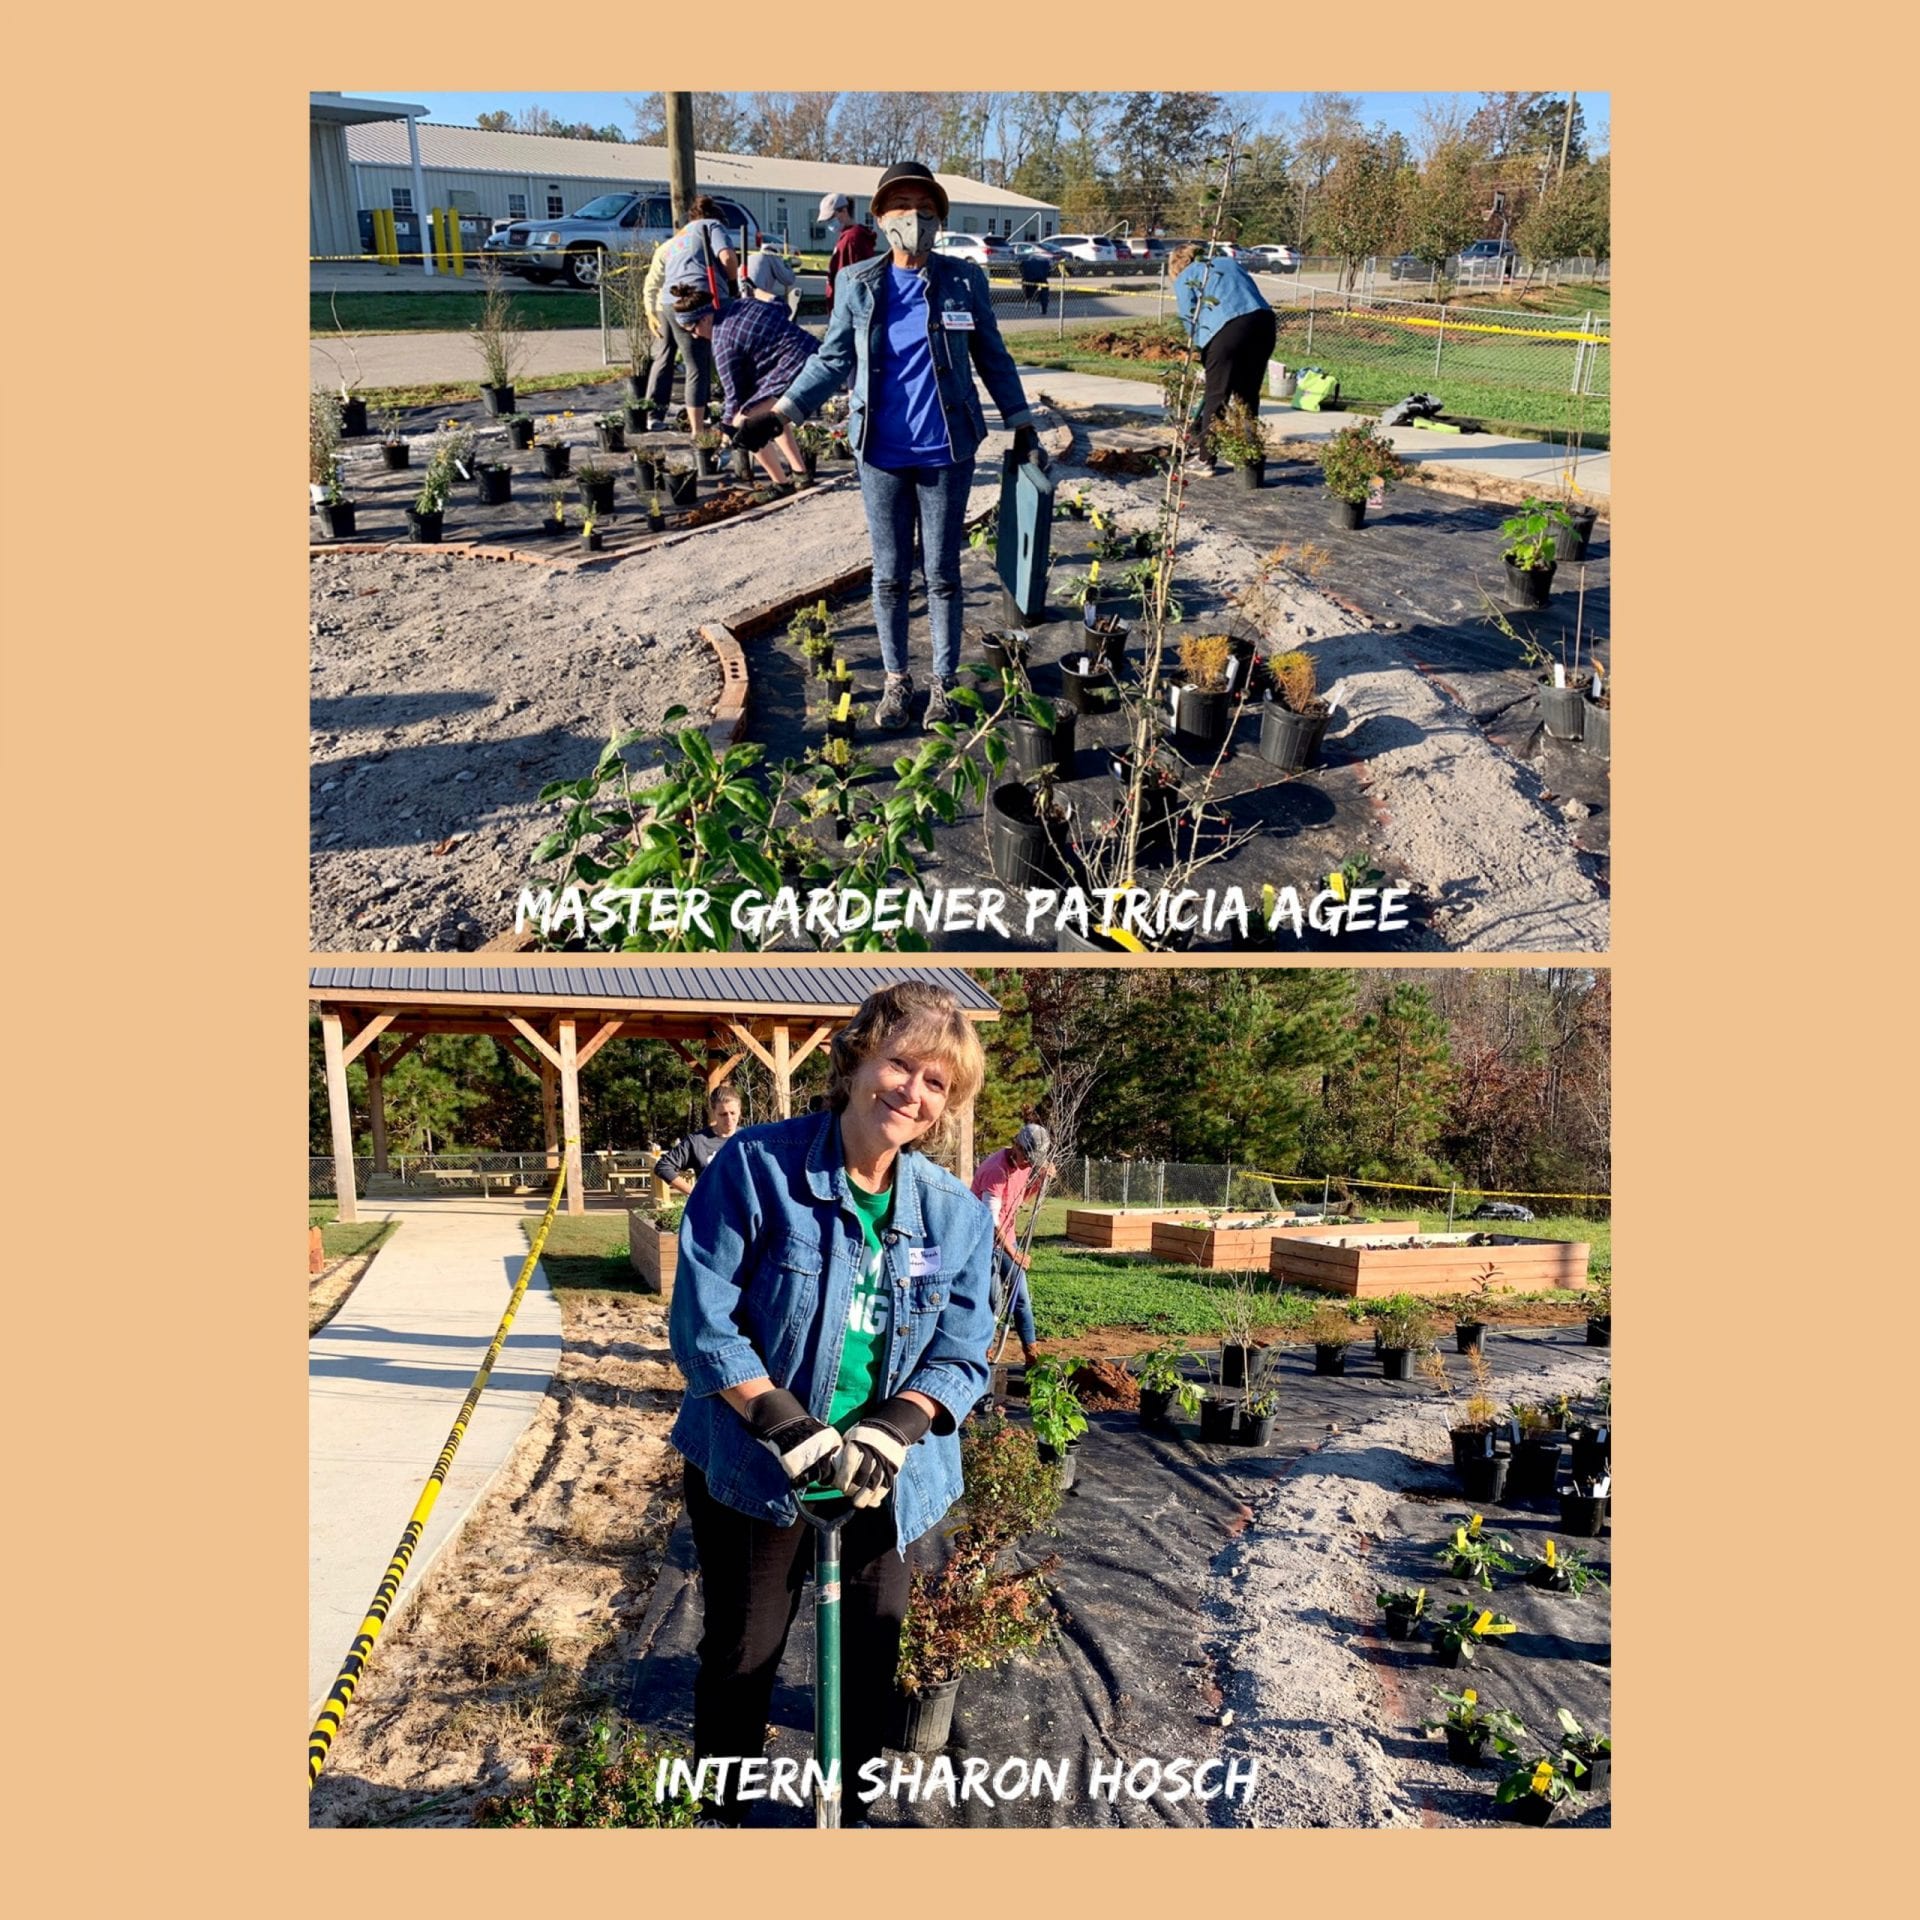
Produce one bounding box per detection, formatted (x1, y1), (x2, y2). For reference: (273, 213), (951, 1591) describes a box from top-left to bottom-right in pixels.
(833, 1396), (933, 1509)
(1012, 423), (1049, 471)
(742, 1388), (841, 1491)
(733, 410), (783, 453)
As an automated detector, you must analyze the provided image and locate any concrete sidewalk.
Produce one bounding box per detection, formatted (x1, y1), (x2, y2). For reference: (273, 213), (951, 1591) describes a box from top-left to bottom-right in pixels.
(308, 1196), (562, 1714)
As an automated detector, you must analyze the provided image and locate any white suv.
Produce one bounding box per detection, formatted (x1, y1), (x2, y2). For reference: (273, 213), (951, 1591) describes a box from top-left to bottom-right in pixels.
(934, 231), (1010, 266)
(1045, 233), (1120, 264)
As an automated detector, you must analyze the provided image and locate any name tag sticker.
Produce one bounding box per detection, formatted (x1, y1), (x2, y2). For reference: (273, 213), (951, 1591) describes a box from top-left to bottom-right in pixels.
(941, 310), (975, 330)
(909, 1246), (942, 1278)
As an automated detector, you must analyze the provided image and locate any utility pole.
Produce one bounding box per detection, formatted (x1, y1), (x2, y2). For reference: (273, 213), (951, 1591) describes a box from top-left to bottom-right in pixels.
(1557, 92), (1577, 185)
(665, 92), (696, 224)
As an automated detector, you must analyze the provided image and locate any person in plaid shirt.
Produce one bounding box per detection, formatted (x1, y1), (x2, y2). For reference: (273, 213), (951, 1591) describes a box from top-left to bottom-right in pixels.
(672, 282), (815, 488)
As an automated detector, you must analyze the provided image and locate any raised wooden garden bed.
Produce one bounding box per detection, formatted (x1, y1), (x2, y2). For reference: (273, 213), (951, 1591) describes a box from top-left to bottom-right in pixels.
(1065, 1207), (1212, 1251)
(1268, 1231), (1592, 1299)
(1151, 1215), (1421, 1269)
(627, 1210), (678, 1297)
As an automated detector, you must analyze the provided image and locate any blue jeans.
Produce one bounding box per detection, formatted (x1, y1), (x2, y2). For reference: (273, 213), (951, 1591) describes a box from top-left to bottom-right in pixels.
(993, 1246), (1037, 1349)
(857, 456), (975, 682)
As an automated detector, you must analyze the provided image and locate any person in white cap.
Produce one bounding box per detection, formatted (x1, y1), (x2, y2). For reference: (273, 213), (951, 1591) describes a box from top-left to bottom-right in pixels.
(818, 190), (876, 308)
(970, 1123), (1055, 1367)
(744, 246), (802, 319)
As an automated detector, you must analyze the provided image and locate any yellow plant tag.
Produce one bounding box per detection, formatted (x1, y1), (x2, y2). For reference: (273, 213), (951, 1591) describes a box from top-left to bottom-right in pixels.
(1327, 870), (1348, 901)
(835, 692), (851, 722)
(1531, 1760), (1555, 1796)
(1544, 1540), (1558, 1568)
(1089, 560), (1102, 582)
(1467, 1513), (1483, 1537)
(1474, 1609), (1494, 1634)
(1462, 1689), (1477, 1706)
(1097, 925), (1148, 952)
(1454, 1526), (1467, 1552)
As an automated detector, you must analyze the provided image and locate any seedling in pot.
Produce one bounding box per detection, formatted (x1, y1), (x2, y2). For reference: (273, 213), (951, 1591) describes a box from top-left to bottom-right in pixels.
(1553, 1708), (1612, 1789)
(1025, 1357), (1089, 1471)
(1431, 1604), (1516, 1667)
(1423, 1687), (1527, 1766)
(1376, 1586), (1427, 1640)
(1494, 1754), (1574, 1824)
(1132, 1343), (1203, 1422)
(1526, 1537), (1607, 1597)
(1435, 1519), (1516, 1591)
(1308, 1302), (1362, 1373)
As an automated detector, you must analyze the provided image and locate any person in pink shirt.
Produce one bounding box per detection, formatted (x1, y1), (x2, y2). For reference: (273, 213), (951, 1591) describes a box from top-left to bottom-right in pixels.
(970, 1123), (1053, 1366)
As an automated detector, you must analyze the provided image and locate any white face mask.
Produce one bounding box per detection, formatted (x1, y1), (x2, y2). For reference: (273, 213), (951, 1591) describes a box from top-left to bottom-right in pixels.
(880, 210), (938, 258)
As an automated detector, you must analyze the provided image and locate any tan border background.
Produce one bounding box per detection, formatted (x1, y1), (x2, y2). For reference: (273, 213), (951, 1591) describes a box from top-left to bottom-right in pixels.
(8, 9), (1848, 1900)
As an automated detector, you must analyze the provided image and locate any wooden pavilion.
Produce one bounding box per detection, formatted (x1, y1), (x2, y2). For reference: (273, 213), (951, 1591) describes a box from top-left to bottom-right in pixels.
(309, 965), (1001, 1220)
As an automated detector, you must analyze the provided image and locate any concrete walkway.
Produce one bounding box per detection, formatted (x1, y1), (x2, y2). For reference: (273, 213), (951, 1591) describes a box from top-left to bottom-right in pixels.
(309, 1196), (563, 1714)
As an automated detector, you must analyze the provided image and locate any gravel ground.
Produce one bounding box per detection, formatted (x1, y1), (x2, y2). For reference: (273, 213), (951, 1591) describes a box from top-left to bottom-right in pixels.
(1204, 1346), (1609, 1827)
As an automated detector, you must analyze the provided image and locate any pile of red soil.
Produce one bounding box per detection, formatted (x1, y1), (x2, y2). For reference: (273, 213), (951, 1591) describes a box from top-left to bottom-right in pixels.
(1068, 1359), (1141, 1411)
(1077, 326), (1187, 363)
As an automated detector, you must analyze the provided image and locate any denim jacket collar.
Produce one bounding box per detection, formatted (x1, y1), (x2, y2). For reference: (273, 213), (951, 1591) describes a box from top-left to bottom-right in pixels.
(803, 1105), (929, 1240)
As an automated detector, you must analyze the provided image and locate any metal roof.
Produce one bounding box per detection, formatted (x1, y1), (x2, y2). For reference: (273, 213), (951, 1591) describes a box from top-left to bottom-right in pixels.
(308, 965), (999, 1016)
(311, 91), (427, 126)
(342, 121), (1058, 211)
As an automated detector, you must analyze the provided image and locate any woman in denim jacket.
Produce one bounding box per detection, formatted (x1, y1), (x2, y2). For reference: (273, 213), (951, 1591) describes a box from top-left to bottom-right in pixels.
(737, 161), (1042, 734)
(668, 979), (995, 1825)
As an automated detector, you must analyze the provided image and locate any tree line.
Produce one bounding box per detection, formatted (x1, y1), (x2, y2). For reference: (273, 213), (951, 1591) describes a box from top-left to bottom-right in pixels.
(309, 968), (1608, 1207)
(467, 91), (1607, 275)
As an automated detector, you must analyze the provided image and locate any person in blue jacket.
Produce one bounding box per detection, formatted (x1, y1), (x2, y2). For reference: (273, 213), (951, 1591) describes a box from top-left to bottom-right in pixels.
(1169, 243), (1279, 468)
(736, 161), (1043, 732)
(667, 978), (995, 1826)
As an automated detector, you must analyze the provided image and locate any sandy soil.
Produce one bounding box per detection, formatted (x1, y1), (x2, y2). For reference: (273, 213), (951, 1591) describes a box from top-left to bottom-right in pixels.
(308, 1248), (384, 1335)
(308, 1290), (685, 1828)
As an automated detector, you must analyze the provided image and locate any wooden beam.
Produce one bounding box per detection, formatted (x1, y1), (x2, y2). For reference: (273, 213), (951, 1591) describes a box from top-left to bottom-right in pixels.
(495, 1033), (543, 1079)
(321, 1012), (359, 1225)
(560, 1018), (585, 1216)
(505, 1014), (563, 1071)
(706, 1048), (748, 1089)
(574, 1017), (626, 1070)
(666, 1039), (700, 1071)
(725, 1019), (778, 1073)
(542, 1061), (559, 1172)
(787, 1022), (834, 1073)
(366, 1053), (390, 1177)
(340, 1011), (397, 1067)
(773, 1022), (792, 1120)
(377, 1030), (428, 1073)
(955, 1093), (976, 1184)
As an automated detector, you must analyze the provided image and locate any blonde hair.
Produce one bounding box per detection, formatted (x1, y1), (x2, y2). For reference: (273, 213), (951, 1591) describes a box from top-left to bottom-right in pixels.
(1168, 244), (1199, 280)
(826, 981), (985, 1157)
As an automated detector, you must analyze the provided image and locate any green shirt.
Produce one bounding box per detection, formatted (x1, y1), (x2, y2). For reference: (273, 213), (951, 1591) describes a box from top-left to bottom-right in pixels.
(828, 1176), (895, 1430)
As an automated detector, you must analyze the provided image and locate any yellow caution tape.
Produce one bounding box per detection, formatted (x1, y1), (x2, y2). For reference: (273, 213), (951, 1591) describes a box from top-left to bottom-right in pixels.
(1238, 1166), (1610, 1204)
(307, 1154), (572, 1789)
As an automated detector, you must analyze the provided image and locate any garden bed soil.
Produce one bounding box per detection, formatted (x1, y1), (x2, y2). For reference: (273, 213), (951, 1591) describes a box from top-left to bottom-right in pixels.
(308, 1247), (384, 1335)
(1150, 1216), (1421, 1269)
(1270, 1231), (1592, 1298)
(621, 1327), (1604, 1826)
(1067, 1358), (1140, 1411)
(309, 1289), (685, 1828)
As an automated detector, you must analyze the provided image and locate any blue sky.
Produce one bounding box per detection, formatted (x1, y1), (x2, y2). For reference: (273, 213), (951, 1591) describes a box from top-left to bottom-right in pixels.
(347, 90), (1609, 151)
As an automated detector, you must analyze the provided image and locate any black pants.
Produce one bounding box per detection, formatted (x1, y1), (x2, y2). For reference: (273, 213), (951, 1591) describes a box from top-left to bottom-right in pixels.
(1198, 306), (1279, 443)
(684, 1461), (911, 1823)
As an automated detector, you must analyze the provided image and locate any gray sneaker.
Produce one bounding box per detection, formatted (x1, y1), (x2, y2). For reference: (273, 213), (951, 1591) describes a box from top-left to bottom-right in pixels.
(874, 674), (915, 730)
(924, 679), (959, 728)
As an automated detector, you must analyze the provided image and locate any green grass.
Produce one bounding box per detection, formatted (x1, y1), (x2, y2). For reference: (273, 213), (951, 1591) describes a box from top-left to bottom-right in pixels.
(312, 290), (601, 335)
(356, 367), (627, 412)
(307, 1202), (399, 1262)
(523, 1213), (646, 1296)
(1449, 282), (1610, 319)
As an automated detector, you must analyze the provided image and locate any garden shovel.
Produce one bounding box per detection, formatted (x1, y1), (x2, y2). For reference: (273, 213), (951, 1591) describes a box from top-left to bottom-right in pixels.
(795, 1486), (857, 1828)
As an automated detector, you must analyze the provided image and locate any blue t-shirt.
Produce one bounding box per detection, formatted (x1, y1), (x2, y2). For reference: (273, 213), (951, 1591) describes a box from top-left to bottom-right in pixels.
(866, 265), (952, 468)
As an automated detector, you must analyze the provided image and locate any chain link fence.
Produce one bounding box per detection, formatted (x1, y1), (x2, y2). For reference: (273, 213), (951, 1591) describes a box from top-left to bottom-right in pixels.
(309, 1149), (660, 1201)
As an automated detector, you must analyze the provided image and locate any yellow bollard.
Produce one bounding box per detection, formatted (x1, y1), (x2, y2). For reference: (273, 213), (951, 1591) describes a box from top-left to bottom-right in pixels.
(449, 210), (465, 278)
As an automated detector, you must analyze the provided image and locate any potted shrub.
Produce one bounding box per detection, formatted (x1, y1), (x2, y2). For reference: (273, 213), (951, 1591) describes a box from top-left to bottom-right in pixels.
(1554, 1709), (1612, 1792)
(1257, 649), (1330, 772)
(316, 473), (357, 539)
(1431, 1604), (1516, 1669)
(581, 505), (604, 553)
(693, 427), (722, 479)
(378, 411), (411, 471)
(1084, 611), (1130, 672)
(1585, 1276), (1612, 1347)
(1318, 420), (1405, 529)
(309, 391), (342, 506)
(1424, 1687), (1526, 1767)
(1026, 1357), (1089, 1492)
(1008, 693), (1076, 782)
(1058, 645), (1119, 715)
(633, 451), (663, 492)
(1453, 1266), (1501, 1352)
(577, 456), (617, 519)
(1569, 1414), (1610, 1486)
(642, 491), (666, 533)
(624, 398), (649, 434)
(1237, 1377), (1279, 1449)
(1554, 472), (1599, 561)
(1209, 396), (1268, 489)
(980, 630), (1031, 674)
(1431, 1349), (1503, 1488)
(541, 485), (568, 538)
(596, 409), (626, 453)
(539, 416), (574, 479)
(471, 258), (526, 416)
(1197, 1387), (1238, 1444)
(1374, 1300), (1436, 1381)
(1506, 1401), (1564, 1500)
(1132, 1344), (1202, 1429)
(1524, 1538), (1607, 1597)
(408, 433), (468, 544)
(1495, 1755), (1574, 1825)
(789, 600), (835, 676)
(1500, 497), (1569, 611)
(1307, 1302), (1358, 1375)
(664, 459), (698, 506)
(893, 1412), (1061, 1754)
(505, 413), (535, 452)
(1376, 1586), (1427, 1641)
(1558, 1469), (1610, 1538)
(1169, 631), (1239, 758)
(985, 777), (1072, 889)
(1584, 658), (1611, 760)
(1434, 1516), (1516, 1591)
(474, 458), (513, 507)
(795, 419), (831, 481)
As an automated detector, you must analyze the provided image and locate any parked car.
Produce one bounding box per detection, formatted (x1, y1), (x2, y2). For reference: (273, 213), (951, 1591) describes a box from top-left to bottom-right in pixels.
(1389, 252), (1440, 280)
(480, 191), (763, 289)
(1243, 243), (1299, 272)
(1043, 233), (1121, 265)
(934, 231), (1011, 266)
(1454, 239), (1519, 281)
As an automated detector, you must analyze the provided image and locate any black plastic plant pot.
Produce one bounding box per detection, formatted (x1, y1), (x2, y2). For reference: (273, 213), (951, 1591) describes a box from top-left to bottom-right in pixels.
(481, 384), (516, 419)
(1500, 1793), (1557, 1827)
(1570, 1432), (1610, 1483)
(405, 507), (443, 544)
(1139, 1386), (1175, 1428)
(1538, 681), (1587, 742)
(1554, 505), (1598, 562)
(1527, 1562), (1573, 1593)
(597, 423), (626, 453)
(1381, 1604), (1420, 1641)
(1010, 711), (1077, 782)
(1257, 702), (1329, 773)
(801, 448), (819, 480)
(828, 714), (857, 745)
(1583, 700), (1611, 760)
(624, 404), (648, 434)
(1505, 557), (1556, 610)
(380, 442), (411, 471)
(1432, 1639), (1472, 1669)
(1332, 495), (1367, 530)
(583, 528), (604, 552)
(694, 446), (717, 478)
(1586, 1314), (1611, 1347)
(1313, 1343), (1349, 1376)
(1508, 1437), (1563, 1500)
(507, 419), (535, 450)
(985, 782), (1069, 889)
(340, 397), (369, 436)
(625, 374), (648, 408)
(645, 511), (665, 533)
(1444, 1727), (1489, 1766)
(1059, 656), (1119, 715)
(583, 476), (617, 517)
(1171, 683), (1235, 757)
(981, 631), (1030, 673)
(666, 471), (698, 505)
(1236, 1410), (1276, 1449)
(1233, 457), (1265, 491)
(475, 464), (513, 506)
(1571, 1753), (1611, 1793)
(1457, 1454), (1511, 1504)
(1055, 925), (1140, 954)
(1221, 1343), (1255, 1388)
(890, 1678), (960, 1756)
(1379, 1346), (1412, 1381)
(633, 456), (661, 491)
(1449, 1425), (1495, 1467)
(1085, 619), (1130, 672)
(1559, 1492), (1609, 1537)
(1198, 1397), (1238, 1444)
(319, 501), (357, 538)
(732, 447), (754, 484)
(541, 444), (572, 479)
(1037, 1441), (1079, 1493)
(1455, 1321), (1486, 1355)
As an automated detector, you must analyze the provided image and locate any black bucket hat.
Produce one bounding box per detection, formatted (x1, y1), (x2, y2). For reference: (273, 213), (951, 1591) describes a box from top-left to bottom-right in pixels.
(872, 161), (949, 224)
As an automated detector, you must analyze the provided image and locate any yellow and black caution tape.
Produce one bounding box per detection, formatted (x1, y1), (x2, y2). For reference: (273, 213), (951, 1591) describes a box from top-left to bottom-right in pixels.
(1238, 1167), (1611, 1204)
(307, 1155), (572, 1789)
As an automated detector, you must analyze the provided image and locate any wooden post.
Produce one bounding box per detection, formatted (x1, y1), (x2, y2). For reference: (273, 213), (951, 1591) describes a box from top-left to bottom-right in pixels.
(541, 1060), (559, 1171)
(773, 1021), (792, 1119)
(366, 1051), (390, 1176)
(321, 1011), (359, 1225)
(559, 1018), (585, 1216)
(955, 1092), (976, 1182)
